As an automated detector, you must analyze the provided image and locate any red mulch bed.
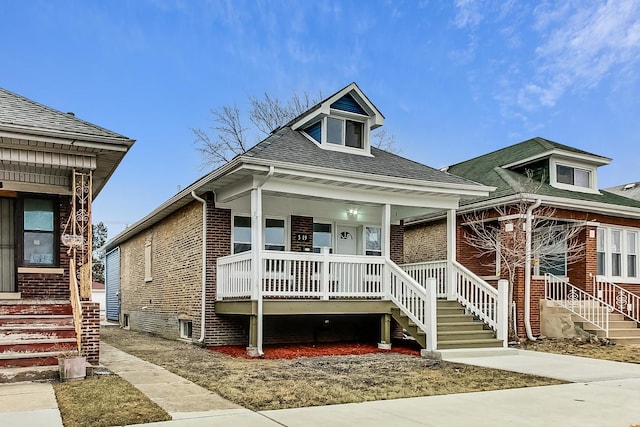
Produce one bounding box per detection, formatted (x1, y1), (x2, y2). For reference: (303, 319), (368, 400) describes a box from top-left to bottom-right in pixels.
(209, 340), (422, 359)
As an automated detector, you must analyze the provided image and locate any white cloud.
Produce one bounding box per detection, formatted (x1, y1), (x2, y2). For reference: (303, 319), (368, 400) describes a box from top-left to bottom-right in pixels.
(520, 0), (640, 109)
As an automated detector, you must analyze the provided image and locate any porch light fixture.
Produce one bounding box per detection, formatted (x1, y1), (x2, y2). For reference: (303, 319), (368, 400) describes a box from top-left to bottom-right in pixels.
(348, 208), (359, 216)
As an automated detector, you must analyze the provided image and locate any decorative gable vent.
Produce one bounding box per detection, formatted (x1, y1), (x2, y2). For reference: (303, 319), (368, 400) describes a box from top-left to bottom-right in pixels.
(330, 94), (367, 115)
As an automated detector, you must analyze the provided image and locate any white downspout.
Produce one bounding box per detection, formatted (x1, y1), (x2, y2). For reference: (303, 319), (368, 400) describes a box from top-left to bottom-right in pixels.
(255, 166), (275, 356)
(191, 191), (208, 344)
(524, 199), (542, 341)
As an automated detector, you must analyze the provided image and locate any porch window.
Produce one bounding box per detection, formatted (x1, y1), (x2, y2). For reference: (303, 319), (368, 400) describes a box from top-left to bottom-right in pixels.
(534, 226), (567, 276)
(22, 198), (55, 266)
(365, 227), (381, 256)
(265, 218), (285, 251)
(233, 216), (251, 253)
(313, 223), (332, 253)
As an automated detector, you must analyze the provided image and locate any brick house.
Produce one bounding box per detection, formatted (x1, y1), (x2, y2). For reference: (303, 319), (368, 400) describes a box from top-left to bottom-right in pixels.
(0, 88), (134, 369)
(405, 137), (640, 343)
(105, 83), (512, 355)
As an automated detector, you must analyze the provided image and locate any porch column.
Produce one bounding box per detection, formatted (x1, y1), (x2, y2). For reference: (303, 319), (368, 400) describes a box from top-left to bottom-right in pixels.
(446, 209), (457, 300)
(382, 204), (391, 259)
(378, 314), (392, 350)
(250, 188), (264, 356)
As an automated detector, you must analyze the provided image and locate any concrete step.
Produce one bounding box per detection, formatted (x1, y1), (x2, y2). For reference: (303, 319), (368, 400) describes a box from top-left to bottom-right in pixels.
(572, 313), (625, 323)
(0, 365), (60, 383)
(610, 337), (640, 345)
(584, 327), (640, 339)
(0, 348), (73, 368)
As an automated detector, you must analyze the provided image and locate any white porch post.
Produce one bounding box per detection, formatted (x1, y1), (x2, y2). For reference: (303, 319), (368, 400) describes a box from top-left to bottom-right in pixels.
(446, 209), (457, 300)
(382, 204), (392, 298)
(382, 204), (391, 259)
(251, 188), (264, 355)
(497, 279), (509, 347)
(425, 278), (438, 351)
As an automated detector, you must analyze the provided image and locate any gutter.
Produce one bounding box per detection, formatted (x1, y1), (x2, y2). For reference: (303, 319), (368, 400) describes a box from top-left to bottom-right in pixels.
(191, 191), (208, 344)
(524, 199), (542, 341)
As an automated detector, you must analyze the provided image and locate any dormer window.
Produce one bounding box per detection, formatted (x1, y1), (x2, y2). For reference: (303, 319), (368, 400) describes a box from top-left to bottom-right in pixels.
(327, 117), (363, 148)
(303, 115), (369, 154)
(292, 84), (384, 157)
(556, 165), (590, 188)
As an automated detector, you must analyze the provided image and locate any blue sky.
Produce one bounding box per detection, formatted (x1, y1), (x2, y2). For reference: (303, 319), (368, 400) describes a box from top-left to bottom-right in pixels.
(2, 0), (639, 237)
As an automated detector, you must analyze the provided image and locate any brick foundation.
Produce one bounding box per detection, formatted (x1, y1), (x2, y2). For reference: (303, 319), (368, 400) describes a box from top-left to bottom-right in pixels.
(81, 301), (100, 365)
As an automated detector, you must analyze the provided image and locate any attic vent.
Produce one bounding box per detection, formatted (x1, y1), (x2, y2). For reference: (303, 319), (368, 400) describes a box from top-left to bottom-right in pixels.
(623, 183), (636, 190)
(66, 112), (75, 117)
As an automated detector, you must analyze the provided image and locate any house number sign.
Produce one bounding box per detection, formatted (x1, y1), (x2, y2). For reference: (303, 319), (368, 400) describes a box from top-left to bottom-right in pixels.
(296, 234), (310, 241)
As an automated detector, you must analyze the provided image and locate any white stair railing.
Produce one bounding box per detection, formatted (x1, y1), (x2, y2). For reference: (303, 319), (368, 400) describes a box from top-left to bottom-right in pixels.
(593, 277), (639, 324)
(400, 260), (507, 345)
(451, 261), (507, 344)
(386, 261), (437, 351)
(545, 274), (609, 336)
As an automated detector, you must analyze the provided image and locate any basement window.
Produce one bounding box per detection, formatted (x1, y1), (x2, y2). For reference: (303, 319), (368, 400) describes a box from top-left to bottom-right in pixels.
(179, 320), (193, 339)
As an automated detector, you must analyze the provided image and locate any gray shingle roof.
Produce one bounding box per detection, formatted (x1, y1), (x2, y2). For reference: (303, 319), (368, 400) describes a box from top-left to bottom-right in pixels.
(0, 88), (130, 141)
(604, 182), (640, 202)
(243, 127), (478, 186)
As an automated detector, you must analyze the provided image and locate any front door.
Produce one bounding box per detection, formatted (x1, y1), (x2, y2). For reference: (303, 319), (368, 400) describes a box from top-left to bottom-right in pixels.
(336, 226), (358, 255)
(0, 198), (16, 293)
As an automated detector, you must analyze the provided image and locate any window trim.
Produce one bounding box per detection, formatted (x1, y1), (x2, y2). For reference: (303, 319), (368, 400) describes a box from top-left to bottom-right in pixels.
(179, 319), (193, 340)
(549, 157), (599, 194)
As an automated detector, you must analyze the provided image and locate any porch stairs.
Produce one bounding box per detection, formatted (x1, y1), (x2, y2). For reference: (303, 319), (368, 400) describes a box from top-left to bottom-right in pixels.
(575, 312), (640, 345)
(0, 300), (76, 375)
(391, 300), (503, 350)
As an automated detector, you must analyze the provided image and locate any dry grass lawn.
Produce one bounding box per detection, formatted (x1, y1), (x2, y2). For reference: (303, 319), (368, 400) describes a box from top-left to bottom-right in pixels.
(101, 327), (564, 411)
(53, 375), (171, 427)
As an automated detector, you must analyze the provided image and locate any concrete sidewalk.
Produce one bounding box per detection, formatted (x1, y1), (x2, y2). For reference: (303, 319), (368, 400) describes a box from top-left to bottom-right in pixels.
(2, 346), (640, 427)
(0, 382), (63, 427)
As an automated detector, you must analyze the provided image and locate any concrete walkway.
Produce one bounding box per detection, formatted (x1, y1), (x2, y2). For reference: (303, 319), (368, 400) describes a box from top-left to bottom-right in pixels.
(1, 346), (640, 426)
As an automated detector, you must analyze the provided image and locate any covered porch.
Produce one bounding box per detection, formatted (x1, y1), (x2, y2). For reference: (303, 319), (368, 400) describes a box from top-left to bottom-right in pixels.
(208, 162), (506, 354)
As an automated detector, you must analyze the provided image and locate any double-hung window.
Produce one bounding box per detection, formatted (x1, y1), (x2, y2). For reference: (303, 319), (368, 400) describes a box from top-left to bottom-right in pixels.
(22, 198), (56, 266)
(597, 227), (639, 280)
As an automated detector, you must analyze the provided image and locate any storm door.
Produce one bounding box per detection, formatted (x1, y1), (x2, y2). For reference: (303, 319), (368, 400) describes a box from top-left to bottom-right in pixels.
(0, 198), (16, 292)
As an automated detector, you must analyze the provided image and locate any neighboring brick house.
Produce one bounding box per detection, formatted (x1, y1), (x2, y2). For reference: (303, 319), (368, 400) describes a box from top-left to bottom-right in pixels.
(405, 137), (640, 340)
(105, 83), (505, 355)
(0, 88), (134, 368)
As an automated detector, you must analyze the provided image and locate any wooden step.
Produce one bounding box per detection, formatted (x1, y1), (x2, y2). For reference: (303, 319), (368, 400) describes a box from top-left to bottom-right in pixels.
(0, 303), (72, 316)
(437, 314), (475, 323)
(438, 321), (485, 332)
(437, 338), (504, 350)
(437, 330), (496, 341)
(0, 315), (74, 326)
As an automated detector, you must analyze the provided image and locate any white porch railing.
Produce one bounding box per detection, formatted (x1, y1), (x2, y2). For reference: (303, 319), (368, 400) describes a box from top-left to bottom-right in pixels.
(401, 261), (447, 297)
(217, 250), (386, 300)
(399, 260), (507, 344)
(593, 277), (640, 324)
(545, 274), (609, 336)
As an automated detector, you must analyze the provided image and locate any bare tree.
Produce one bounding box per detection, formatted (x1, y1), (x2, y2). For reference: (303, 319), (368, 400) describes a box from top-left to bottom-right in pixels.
(193, 91), (400, 167)
(462, 174), (585, 338)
